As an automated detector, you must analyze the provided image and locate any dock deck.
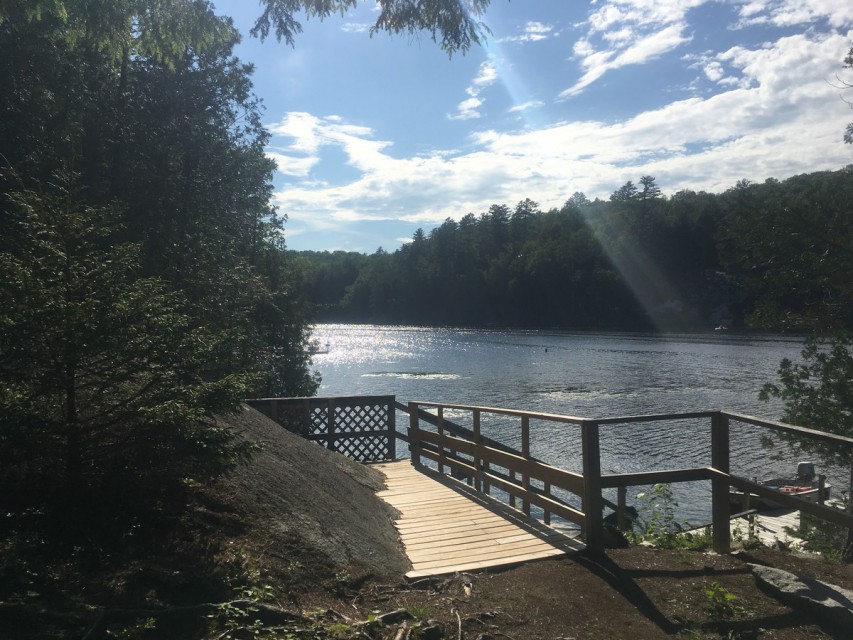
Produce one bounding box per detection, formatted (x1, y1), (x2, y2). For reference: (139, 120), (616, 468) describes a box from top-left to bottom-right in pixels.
(375, 460), (585, 579)
(731, 508), (803, 549)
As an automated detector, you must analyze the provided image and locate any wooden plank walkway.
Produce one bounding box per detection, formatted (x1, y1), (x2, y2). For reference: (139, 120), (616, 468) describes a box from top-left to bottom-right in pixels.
(731, 509), (803, 549)
(375, 460), (585, 579)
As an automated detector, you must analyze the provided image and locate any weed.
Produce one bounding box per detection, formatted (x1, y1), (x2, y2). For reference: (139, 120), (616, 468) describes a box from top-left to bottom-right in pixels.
(327, 622), (355, 638)
(705, 581), (745, 621)
(408, 604), (432, 621)
(628, 484), (712, 551)
(785, 512), (847, 560)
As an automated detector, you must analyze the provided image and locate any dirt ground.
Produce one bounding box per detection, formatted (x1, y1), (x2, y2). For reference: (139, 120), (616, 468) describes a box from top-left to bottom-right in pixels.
(3, 405), (851, 639)
(322, 546), (852, 640)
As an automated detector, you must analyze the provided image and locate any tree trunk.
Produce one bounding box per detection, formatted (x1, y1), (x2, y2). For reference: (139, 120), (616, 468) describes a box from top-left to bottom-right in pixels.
(63, 254), (82, 502)
(844, 458), (853, 563)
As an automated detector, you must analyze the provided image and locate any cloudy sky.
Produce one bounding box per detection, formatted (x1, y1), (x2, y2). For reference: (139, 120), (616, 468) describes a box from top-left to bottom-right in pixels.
(213, 1), (852, 253)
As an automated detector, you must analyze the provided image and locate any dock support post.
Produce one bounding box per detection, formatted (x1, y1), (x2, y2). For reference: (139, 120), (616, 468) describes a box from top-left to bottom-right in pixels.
(711, 412), (731, 554)
(582, 420), (604, 554)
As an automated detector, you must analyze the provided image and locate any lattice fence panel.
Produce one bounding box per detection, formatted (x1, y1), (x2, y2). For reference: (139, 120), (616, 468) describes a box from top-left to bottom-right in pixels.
(247, 396), (397, 462)
(336, 434), (391, 462)
(336, 403), (389, 433)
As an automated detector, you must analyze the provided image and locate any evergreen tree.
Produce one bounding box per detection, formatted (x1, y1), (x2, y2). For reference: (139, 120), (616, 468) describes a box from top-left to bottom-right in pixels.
(610, 180), (638, 202)
(0, 176), (257, 527)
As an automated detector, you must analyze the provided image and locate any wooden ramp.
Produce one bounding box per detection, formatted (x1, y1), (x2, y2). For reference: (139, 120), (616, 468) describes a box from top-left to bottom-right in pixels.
(375, 460), (584, 579)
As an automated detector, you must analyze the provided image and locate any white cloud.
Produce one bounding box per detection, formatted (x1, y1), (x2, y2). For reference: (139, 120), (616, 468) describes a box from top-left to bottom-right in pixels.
(701, 60), (725, 82)
(341, 22), (371, 33)
(508, 100), (545, 113)
(733, 0), (853, 29)
(471, 61), (498, 88)
(266, 112), (391, 178)
(266, 151), (318, 177)
(270, 31), (852, 237)
(448, 97), (484, 121)
(448, 61), (498, 120)
(562, 1), (705, 97)
(562, 23), (691, 97)
(499, 21), (555, 43)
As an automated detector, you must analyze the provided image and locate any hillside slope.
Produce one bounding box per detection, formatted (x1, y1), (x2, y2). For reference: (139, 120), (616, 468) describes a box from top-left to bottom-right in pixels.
(213, 404), (410, 579)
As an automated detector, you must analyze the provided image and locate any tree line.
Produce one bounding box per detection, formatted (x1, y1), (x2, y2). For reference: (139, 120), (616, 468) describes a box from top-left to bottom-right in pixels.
(295, 168), (853, 333)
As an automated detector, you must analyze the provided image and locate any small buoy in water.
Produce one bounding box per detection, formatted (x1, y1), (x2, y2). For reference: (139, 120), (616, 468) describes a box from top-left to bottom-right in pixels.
(545, 348), (548, 352)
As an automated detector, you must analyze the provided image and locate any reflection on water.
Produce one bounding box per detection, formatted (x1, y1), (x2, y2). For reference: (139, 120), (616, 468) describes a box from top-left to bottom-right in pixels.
(309, 325), (842, 524)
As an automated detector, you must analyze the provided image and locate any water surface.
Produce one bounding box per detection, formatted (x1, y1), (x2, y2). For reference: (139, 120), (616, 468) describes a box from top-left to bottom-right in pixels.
(310, 325), (839, 525)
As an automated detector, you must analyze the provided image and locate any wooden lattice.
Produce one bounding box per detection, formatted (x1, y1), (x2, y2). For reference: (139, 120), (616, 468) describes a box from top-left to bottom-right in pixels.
(246, 396), (397, 462)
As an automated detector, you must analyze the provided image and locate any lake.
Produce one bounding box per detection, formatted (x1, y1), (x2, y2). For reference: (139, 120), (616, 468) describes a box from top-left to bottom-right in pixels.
(309, 324), (840, 526)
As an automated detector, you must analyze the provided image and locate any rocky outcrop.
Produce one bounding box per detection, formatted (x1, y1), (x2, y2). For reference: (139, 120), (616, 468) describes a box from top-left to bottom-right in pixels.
(749, 563), (853, 632)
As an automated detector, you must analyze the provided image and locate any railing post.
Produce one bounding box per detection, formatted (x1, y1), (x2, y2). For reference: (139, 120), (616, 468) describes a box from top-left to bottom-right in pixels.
(582, 420), (604, 553)
(387, 397), (396, 461)
(408, 402), (421, 467)
(617, 486), (627, 531)
(711, 412), (731, 554)
(327, 398), (336, 452)
(521, 415), (531, 516)
(437, 407), (445, 475)
(473, 409), (488, 494)
(302, 399), (311, 437)
(544, 482), (551, 525)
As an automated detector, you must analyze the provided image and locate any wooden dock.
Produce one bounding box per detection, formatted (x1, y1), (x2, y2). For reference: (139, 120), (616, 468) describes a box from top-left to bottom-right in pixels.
(375, 460), (585, 579)
(731, 509), (803, 549)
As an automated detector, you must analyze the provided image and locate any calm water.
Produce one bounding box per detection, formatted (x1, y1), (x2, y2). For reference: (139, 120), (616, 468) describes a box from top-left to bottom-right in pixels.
(309, 325), (840, 525)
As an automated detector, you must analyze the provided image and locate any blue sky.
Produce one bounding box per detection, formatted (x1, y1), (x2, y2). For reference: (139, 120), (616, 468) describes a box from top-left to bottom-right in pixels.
(212, 1), (852, 254)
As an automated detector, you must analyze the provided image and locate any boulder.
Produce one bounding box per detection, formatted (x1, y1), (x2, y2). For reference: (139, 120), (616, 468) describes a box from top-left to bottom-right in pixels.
(749, 563), (853, 631)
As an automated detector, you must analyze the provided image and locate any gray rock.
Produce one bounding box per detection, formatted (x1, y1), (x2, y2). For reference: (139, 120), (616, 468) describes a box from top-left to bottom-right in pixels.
(749, 563), (853, 631)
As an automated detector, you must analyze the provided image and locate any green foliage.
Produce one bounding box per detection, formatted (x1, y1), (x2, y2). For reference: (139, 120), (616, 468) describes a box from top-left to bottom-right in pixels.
(629, 484), (712, 551)
(785, 512), (848, 561)
(294, 167), (852, 334)
(760, 335), (853, 561)
(718, 169), (853, 331)
(251, 0), (494, 55)
(0, 177), (259, 517)
(760, 335), (853, 467)
(0, 0), (318, 401)
(705, 581), (745, 621)
(0, 0), (237, 68)
(0, 0), (319, 552)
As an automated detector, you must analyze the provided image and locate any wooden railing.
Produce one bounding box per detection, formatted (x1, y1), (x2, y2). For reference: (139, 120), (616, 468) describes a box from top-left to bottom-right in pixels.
(405, 402), (853, 554)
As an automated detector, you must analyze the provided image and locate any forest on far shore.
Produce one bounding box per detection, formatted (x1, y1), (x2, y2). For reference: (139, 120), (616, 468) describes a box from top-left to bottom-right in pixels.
(293, 167), (853, 333)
